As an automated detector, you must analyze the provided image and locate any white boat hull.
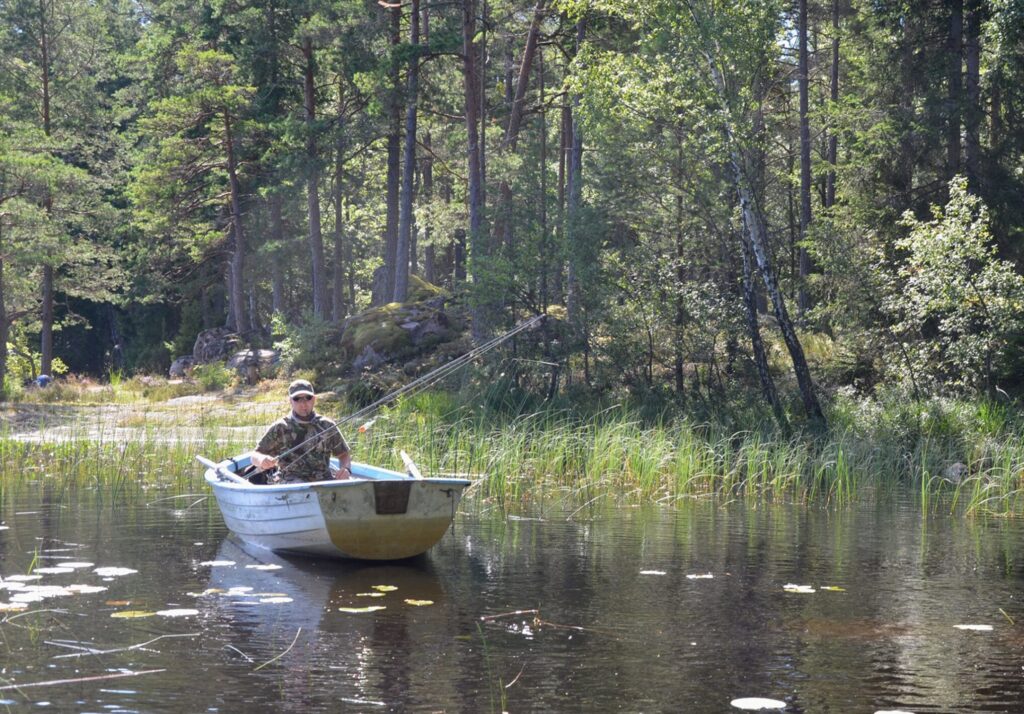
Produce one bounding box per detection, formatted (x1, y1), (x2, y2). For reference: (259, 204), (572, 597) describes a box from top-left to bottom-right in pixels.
(204, 455), (470, 560)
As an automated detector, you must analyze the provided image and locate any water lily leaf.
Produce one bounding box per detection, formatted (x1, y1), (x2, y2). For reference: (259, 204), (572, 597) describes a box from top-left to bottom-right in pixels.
(873, 710), (916, 714)
(105, 600), (132, 606)
(156, 609), (199, 617)
(0, 602), (28, 611)
(33, 567), (75, 575)
(67, 585), (108, 594)
(687, 573), (714, 580)
(199, 560), (235, 567)
(111, 610), (155, 619)
(259, 597), (294, 604)
(5, 575), (42, 582)
(640, 570), (667, 575)
(404, 599), (434, 606)
(783, 584), (815, 594)
(338, 606), (387, 613)
(356, 592), (386, 598)
(371, 585), (398, 592)
(954, 624), (993, 631)
(731, 697), (786, 710)
(820, 586), (846, 592)
(245, 564), (282, 571)
(94, 567), (138, 577)
(61, 562), (95, 569)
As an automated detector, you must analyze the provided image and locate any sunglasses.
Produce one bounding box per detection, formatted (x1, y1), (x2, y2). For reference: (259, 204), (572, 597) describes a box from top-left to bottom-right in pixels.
(291, 395), (314, 402)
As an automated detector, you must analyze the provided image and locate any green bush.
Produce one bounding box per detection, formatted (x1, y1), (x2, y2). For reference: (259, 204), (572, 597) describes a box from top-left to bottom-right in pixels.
(193, 362), (234, 391)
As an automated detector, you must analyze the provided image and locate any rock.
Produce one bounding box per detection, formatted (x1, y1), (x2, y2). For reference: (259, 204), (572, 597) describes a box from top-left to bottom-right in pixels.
(169, 356), (195, 378)
(352, 345), (385, 373)
(226, 349), (278, 372)
(193, 327), (242, 364)
(944, 461), (969, 484)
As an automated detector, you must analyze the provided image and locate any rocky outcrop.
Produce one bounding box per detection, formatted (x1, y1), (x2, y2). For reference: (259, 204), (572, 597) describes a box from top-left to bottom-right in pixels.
(168, 355), (195, 378)
(193, 327), (243, 364)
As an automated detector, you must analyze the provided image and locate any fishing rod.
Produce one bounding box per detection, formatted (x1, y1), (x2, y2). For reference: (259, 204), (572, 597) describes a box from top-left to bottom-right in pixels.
(267, 313), (546, 472)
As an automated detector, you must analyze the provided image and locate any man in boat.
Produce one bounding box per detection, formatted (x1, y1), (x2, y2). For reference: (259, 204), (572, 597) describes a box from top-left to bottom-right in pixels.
(249, 379), (353, 483)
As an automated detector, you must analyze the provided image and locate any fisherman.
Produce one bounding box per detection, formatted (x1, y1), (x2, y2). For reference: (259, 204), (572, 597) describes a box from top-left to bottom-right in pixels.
(250, 379), (353, 483)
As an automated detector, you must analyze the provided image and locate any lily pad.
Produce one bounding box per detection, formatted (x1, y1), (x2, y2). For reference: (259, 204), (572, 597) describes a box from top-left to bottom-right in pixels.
(640, 570), (667, 576)
(687, 573), (714, 580)
(156, 609), (199, 617)
(404, 599), (434, 606)
(338, 606), (387, 613)
(0, 602), (28, 611)
(371, 585), (398, 592)
(62, 562), (95, 569)
(93, 567), (138, 577)
(820, 586), (846, 592)
(783, 584), (815, 594)
(67, 584), (108, 594)
(731, 697), (787, 710)
(32, 567), (74, 575)
(199, 560), (235, 567)
(259, 597), (294, 604)
(5, 574), (42, 582)
(111, 610), (155, 619)
(245, 564), (282, 571)
(356, 592), (386, 598)
(954, 624), (993, 631)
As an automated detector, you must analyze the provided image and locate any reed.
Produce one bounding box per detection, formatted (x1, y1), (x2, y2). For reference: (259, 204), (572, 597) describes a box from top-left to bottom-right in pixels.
(5, 389), (1024, 517)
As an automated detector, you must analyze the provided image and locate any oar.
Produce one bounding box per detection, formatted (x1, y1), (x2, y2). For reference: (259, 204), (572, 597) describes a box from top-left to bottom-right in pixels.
(195, 455), (250, 485)
(399, 450), (424, 480)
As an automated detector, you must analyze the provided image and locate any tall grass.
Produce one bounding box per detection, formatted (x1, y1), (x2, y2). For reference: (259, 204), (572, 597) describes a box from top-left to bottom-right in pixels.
(5, 387), (1024, 517)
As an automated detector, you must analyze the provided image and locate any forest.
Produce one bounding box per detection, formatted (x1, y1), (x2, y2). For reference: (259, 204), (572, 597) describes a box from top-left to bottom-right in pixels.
(2, 0), (1024, 429)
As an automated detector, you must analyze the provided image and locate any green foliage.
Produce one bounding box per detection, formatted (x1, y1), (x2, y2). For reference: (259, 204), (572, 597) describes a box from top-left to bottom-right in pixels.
(193, 362), (235, 392)
(884, 177), (1024, 393)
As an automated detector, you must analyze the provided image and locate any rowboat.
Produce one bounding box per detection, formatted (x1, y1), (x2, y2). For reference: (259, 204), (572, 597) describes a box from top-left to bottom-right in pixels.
(200, 454), (471, 560)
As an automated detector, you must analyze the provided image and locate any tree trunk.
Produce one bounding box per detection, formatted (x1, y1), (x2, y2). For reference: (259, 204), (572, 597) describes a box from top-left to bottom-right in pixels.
(0, 231), (8, 391)
(380, 5), (402, 304)
(947, 0), (963, 180)
(395, 0), (421, 303)
(463, 0), (488, 339)
(565, 19), (585, 329)
(224, 111), (249, 335)
(39, 3), (54, 376)
(797, 0), (813, 316)
(503, 0), (546, 153)
(673, 132), (687, 396)
(422, 130), (435, 284)
(303, 36), (327, 318)
(898, 8), (915, 205)
(703, 56), (824, 423)
(269, 194), (285, 314)
(964, 0), (981, 188)
(740, 229), (787, 427)
(825, 0), (839, 209)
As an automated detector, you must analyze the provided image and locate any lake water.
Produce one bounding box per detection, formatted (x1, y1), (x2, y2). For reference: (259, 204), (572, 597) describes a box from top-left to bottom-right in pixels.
(1, 484), (1023, 713)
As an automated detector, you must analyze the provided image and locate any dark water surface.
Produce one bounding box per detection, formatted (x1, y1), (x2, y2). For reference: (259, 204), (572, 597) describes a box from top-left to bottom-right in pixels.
(1, 486), (1023, 713)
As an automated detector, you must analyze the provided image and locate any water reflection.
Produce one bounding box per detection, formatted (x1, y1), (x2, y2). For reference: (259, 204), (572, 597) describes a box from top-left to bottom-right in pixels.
(2, 490), (1024, 712)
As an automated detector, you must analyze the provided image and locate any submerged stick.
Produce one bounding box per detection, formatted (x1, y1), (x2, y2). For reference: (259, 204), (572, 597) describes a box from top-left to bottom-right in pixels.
(51, 632), (200, 659)
(0, 669), (165, 692)
(254, 627), (302, 671)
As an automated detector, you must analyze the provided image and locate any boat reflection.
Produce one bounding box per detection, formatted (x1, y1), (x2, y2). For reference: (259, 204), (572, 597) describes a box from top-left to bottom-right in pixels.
(200, 536), (459, 712)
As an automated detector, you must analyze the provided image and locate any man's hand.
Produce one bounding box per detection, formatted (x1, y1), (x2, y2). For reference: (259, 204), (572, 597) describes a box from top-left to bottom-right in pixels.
(252, 452), (278, 471)
(333, 465), (353, 481)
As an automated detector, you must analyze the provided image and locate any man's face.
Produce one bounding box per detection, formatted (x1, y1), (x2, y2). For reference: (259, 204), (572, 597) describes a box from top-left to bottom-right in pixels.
(290, 393), (315, 417)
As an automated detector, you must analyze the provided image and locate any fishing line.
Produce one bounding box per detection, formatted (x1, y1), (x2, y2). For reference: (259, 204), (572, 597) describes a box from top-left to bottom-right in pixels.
(268, 314), (546, 473)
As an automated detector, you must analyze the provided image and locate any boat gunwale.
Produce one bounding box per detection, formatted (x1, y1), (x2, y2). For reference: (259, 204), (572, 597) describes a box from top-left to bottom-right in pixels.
(203, 454), (471, 493)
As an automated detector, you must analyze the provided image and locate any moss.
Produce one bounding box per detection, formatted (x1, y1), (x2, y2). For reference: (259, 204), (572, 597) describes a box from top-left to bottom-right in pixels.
(407, 274), (446, 302)
(349, 319), (412, 356)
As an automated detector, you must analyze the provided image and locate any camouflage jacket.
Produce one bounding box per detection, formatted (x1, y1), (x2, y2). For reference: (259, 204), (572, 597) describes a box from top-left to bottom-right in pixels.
(256, 412), (349, 483)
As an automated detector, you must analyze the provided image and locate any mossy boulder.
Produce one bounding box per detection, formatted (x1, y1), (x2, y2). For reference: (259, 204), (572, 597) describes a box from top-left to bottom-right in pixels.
(337, 277), (461, 376)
